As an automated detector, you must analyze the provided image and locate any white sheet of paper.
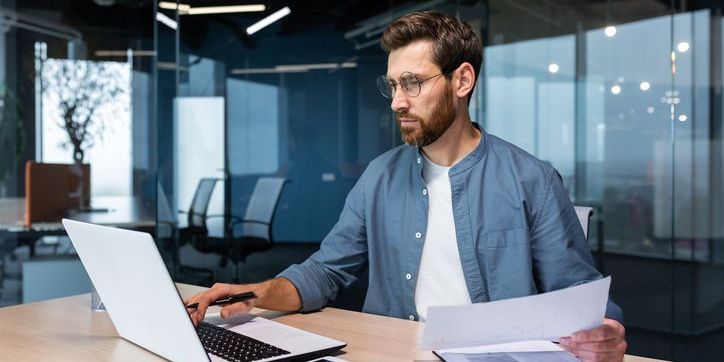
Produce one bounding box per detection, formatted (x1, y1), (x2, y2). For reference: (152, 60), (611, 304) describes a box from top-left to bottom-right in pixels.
(420, 277), (611, 350)
(439, 340), (564, 354)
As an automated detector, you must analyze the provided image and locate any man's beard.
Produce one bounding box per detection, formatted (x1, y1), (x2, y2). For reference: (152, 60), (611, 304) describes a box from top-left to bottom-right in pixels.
(396, 85), (456, 147)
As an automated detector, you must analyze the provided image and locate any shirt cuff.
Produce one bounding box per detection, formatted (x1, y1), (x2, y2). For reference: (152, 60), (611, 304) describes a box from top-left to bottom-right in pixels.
(277, 264), (327, 312)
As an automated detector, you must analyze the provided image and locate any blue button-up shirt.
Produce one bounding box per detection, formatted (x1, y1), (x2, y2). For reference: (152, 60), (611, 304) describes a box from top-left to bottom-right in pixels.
(279, 127), (622, 322)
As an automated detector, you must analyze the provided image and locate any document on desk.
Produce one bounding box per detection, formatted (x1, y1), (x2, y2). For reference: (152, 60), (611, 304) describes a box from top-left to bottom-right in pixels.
(420, 277), (611, 350)
(434, 340), (578, 362)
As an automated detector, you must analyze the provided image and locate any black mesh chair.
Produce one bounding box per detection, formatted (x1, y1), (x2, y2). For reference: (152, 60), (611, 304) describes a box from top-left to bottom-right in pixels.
(176, 178), (220, 284)
(224, 177), (287, 282)
(177, 177), (287, 283)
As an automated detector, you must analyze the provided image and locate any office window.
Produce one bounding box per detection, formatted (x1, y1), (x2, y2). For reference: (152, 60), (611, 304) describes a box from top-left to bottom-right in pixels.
(40, 58), (132, 196)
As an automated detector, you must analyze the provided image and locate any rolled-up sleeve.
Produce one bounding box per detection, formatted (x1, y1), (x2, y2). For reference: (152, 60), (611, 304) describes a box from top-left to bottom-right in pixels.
(277, 177), (369, 312)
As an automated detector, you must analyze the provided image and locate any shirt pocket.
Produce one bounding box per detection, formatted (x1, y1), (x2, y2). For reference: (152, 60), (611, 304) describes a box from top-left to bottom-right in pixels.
(481, 227), (537, 300)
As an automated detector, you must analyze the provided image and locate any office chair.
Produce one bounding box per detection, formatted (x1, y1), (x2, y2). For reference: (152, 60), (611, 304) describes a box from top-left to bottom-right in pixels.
(175, 178), (220, 284)
(223, 177), (287, 282)
(574, 205), (594, 240)
(177, 177), (287, 284)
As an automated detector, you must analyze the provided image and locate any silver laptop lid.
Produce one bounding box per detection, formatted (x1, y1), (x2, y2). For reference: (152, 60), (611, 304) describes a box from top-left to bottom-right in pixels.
(62, 219), (209, 362)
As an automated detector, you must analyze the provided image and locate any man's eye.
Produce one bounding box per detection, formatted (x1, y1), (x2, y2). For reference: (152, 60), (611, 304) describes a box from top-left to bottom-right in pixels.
(402, 79), (418, 87)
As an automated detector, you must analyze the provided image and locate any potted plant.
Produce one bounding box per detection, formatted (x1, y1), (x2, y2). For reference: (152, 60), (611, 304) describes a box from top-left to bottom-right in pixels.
(41, 59), (127, 207)
(42, 59), (127, 164)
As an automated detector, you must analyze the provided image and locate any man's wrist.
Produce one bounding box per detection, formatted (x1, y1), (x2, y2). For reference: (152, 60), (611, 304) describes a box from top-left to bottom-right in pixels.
(247, 277), (302, 311)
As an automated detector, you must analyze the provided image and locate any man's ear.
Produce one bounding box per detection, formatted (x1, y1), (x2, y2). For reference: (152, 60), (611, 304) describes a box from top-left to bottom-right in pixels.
(454, 62), (476, 99)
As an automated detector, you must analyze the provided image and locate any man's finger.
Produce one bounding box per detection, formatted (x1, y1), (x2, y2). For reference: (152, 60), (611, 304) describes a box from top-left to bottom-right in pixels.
(220, 301), (254, 319)
(186, 284), (233, 325)
(573, 348), (616, 362)
(558, 338), (575, 354)
(572, 324), (617, 342)
(564, 338), (622, 353)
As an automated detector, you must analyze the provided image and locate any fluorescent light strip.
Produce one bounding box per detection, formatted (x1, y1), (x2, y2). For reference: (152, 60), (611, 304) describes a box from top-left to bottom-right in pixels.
(95, 50), (157, 57)
(230, 61), (357, 75)
(275, 63), (338, 72)
(188, 5), (265, 15)
(156, 12), (177, 31)
(231, 67), (306, 75)
(246, 6), (291, 35)
(158, 2), (190, 12)
(158, 62), (189, 72)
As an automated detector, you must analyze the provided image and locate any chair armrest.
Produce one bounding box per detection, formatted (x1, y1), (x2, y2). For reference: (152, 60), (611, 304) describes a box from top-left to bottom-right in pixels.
(229, 219), (270, 227)
(205, 214), (242, 223)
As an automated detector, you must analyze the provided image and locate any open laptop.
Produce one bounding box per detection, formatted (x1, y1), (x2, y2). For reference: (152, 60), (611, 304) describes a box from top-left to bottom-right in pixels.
(62, 219), (346, 362)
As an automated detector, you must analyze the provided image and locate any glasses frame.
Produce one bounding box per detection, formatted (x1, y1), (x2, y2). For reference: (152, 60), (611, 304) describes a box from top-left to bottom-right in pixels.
(377, 71), (449, 99)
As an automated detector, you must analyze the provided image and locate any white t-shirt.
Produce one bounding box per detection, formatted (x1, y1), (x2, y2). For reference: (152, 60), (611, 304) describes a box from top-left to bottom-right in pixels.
(414, 156), (472, 321)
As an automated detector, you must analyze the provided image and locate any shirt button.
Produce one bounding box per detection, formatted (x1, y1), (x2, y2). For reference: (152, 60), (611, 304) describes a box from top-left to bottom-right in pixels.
(422, 189), (427, 196)
(405, 273), (412, 280)
(415, 232), (422, 239)
(417, 157), (421, 164)
(409, 315), (415, 321)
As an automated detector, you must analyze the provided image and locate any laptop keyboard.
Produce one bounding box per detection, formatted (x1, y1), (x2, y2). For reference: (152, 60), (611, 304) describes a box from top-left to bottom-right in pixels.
(197, 321), (291, 361)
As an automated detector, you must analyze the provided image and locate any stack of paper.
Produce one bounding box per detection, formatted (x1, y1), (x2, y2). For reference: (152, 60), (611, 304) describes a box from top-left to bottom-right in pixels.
(421, 277), (611, 361)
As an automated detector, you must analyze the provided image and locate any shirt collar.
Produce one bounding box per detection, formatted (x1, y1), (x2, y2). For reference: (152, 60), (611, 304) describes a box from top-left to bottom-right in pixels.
(414, 122), (488, 176)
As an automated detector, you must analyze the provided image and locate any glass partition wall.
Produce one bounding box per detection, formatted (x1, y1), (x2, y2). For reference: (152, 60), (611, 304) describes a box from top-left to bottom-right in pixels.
(153, 1), (722, 361)
(0, 1), (156, 306)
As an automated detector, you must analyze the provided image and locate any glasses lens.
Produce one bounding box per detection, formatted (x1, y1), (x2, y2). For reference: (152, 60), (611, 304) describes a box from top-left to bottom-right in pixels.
(376, 76), (394, 98)
(400, 72), (421, 97)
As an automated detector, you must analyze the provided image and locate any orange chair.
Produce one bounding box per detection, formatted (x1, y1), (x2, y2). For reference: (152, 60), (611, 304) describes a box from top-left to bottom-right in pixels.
(24, 161), (90, 227)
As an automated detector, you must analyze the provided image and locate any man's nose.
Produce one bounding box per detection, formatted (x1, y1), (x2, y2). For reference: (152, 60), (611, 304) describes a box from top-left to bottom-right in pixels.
(390, 89), (410, 113)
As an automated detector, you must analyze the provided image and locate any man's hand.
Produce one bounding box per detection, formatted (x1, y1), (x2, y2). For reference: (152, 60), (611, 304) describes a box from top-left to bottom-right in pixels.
(184, 283), (258, 327)
(559, 318), (626, 362)
(183, 278), (301, 327)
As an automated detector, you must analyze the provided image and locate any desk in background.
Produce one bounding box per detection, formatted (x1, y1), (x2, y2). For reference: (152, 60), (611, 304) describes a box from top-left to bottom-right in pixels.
(0, 283), (665, 361)
(0, 196), (155, 256)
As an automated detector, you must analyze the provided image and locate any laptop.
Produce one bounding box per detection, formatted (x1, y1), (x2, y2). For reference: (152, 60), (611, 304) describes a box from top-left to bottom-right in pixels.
(62, 219), (346, 362)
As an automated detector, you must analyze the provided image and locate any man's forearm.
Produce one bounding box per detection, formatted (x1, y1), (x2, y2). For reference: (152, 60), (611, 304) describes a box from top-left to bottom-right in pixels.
(253, 277), (302, 312)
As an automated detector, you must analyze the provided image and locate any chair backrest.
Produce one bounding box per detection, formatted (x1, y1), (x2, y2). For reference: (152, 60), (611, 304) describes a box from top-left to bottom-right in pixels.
(157, 181), (175, 224)
(187, 178), (218, 229)
(574, 206), (593, 240)
(241, 177), (287, 240)
(25, 161), (90, 226)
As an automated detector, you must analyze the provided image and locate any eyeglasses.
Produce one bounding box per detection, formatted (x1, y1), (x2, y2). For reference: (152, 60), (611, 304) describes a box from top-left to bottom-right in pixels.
(376, 71), (447, 99)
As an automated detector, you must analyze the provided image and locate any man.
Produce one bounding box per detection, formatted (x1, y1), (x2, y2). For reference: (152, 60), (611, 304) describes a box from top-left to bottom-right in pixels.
(186, 11), (627, 362)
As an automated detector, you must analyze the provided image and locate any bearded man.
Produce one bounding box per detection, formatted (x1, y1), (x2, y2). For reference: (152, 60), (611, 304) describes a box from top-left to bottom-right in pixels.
(186, 11), (627, 362)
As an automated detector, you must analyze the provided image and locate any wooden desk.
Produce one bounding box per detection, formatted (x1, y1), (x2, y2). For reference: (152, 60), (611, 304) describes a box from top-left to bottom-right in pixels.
(0, 284), (664, 361)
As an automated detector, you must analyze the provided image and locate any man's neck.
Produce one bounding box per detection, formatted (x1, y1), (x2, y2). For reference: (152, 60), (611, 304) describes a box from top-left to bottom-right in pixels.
(421, 114), (481, 167)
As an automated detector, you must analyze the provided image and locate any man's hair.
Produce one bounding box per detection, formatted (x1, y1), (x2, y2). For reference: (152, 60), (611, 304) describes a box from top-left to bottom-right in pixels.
(380, 11), (483, 99)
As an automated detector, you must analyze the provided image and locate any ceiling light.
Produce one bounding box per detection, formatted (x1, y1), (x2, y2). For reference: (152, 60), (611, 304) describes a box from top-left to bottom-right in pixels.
(246, 6), (291, 35)
(188, 5), (265, 15)
(639, 81), (650, 91)
(159, 2), (190, 12)
(230, 61), (357, 75)
(95, 50), (156, 57)
(156, 12), (177, 31)
(678, 114), (687, 122)
(647, 106), (654, 114)
(610, 85), (621, 95)
(604, 26), (617, 37)
(547, 63), (559, 74)
(677, 41), (690, 53)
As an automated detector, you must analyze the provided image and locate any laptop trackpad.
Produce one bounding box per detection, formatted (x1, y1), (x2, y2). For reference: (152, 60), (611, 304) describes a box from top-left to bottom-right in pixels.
(210, 314), (345, 357)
